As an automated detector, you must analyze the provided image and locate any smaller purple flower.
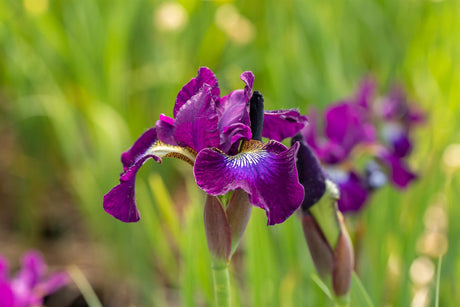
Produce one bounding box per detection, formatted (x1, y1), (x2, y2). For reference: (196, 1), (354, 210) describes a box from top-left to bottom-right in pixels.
(104, 67), (308, 225)
(299, 77), (424, 214)
(0, 251), (69, 307)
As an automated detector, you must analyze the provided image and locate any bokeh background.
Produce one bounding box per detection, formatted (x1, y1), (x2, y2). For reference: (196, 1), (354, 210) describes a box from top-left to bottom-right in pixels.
(0, 0), (459, 306)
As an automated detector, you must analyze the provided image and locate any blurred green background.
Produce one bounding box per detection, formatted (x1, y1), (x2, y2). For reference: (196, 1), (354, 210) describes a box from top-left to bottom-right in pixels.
(0, 0), (458, 306)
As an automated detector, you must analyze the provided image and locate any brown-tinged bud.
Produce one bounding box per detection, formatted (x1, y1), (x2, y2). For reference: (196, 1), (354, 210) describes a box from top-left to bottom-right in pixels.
(332, 216), (354, 297)
(204, 195), (232, 265)
(225, 189), (252, 256)
(301, 214), (334, 278)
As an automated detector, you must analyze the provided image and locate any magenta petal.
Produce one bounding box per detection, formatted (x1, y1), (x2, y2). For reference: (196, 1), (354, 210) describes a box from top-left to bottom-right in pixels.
(262, 109), (308, 142)
(121, 128), (158, 170)
(35, 272), (69, 297)
(194, 140), (304, 225)
(331, 171), (369, 213)
(325, 103), (375, 153)
(174, 85), (220, 152)
(103, 176), (140, 222)
(156, 114), (177, 145)
(220, 123), (252, 154)
(105, 128), (161, 222)
(174, 67), (220, 117)
(0, 280), (14, 307)
(379, 151), (417, 188)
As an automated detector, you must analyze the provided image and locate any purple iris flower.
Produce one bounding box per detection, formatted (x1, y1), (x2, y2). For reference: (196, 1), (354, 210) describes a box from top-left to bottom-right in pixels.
(103, 67), (308, 225)
(0, 251), (69, 307)
(300, 78), (423, 213)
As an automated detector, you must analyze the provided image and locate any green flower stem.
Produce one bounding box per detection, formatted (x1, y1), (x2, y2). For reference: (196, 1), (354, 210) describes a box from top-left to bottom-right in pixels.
(211, 262), (231, 307)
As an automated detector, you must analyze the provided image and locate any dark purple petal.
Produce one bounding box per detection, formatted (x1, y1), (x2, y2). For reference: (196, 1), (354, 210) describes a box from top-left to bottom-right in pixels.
(216, 71), (254, 151)
(292, 134), (326, 211)
(262, 109), (308, 142)
(382, 123), (412, 158)
(103, 176), (141, 222)
(378, 150), (417, 188)
(220, 123), (252, 154)
(174, 67), (220, 117)
(174, 85), (220, 152)
(121, 128), (158, 170)
(325, 103), (376, 156)
(194, 140), (304, 225)
(105, 128), (197, 222)
(327, 169), (369, 213)
(156, 114), (177, 145)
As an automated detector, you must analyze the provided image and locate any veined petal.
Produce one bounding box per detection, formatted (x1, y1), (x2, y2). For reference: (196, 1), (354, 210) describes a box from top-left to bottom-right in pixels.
(156, 114), (177, 145)
(194, 140), (304, 225)
(174, 85), (220, 152)
(174, 67), (220, 117)
(262, 109), (308, 142)
(104, 128), (196, 222)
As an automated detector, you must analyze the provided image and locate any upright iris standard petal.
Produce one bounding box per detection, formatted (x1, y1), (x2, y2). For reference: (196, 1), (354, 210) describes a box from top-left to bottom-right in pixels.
(174, 67), (220, 117)
(325, 103), (375, 155)
(174, 85), (220, 152)
(156, 114), (177, 145)
(292, 134), (326, 211)
(104, 128), (196, 222)
(194, 140), (304, 225)
(262, 109), (308, 142)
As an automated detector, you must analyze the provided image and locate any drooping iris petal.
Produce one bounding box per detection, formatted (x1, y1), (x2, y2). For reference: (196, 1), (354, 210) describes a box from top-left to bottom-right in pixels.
(378, 150), (417, 188)
(325, 103), (375, 158)
(156, 114), (177, 145)
(121, 127), (158, 170)
(174, 85), (220, 152)
(104, 128), (196, 222)
(327, 170), (369, 213)
(262, 109), (308, 142)
(194, 140), (304, 225)
(174, 67), (220, 117)
(292, 135), (326, 211)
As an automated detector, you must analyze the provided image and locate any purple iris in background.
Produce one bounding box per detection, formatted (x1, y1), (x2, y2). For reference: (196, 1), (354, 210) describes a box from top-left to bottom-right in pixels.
(0, 251), (69, 307)
(300, 78), (424, 213)
(103, 67), (307, 225)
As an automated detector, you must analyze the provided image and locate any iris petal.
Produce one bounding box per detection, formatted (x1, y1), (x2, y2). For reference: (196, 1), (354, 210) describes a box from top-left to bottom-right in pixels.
(328, 170), (369, 213)
(262, 109), (308, 142)
(194, 140), (304, 225)
(174, 67), (220, 117)
(378, 150), (417, 188)
(174, 85), (220, 152)
(156, 114), (177, 145)
(104, 128), (196, 222)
